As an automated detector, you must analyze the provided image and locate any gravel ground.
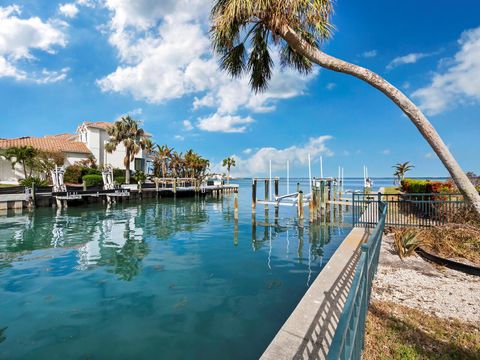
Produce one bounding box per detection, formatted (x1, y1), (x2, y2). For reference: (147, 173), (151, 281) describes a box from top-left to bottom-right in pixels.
(372, 234), (480, 324)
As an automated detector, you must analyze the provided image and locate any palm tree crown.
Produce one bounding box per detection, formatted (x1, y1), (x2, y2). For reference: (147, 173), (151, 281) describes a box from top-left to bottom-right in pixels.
(105, 116), (147, 184)
(393, 162), (414, 181)
(211, 0), (333, 92)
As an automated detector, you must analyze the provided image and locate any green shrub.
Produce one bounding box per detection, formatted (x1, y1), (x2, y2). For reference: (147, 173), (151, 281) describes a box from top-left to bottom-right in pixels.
(82, 174), (103, 187)
(401, 179), (429, 193)
(114, 176), (125, 185)
(113, 168), (125, 178)
(64, 165), (83, 184)
(134, 170), (146, 183)
(20, 177), (48, 187)
(81, 167), (101, 177)
(402, 178), (454, 194)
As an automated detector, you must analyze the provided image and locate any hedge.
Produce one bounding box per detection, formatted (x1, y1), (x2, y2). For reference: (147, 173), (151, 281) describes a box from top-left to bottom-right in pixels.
(82, 174), (103, 187)
(401, 178), (454, 194)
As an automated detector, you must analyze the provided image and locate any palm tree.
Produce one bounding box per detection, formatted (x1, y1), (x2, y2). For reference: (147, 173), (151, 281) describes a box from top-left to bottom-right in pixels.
(393, 162), (414, 183)
(222, 157), (236, 183)
(154, 145), (173, 178)
(169, 151), (184, 178)
(105, 116), (147, 184)
(210, 0), (480, 215)
(1, 146), (38, 179)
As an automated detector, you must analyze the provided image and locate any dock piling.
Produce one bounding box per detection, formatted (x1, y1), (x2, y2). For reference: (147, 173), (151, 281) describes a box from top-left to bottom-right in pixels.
(234, 188), (239, 220)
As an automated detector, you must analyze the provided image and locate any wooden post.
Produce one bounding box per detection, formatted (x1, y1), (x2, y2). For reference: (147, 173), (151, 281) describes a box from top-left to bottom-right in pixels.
(298, 191), (304, 220)
(296, 182), (300, 193)
(264, 179), (269, 201)
(173, 178), (177, 196)
(252, 179), (257, 213)
(274, 178), (279, 199)
(82, 181), (87, 191)
(234, 188), (239, 220)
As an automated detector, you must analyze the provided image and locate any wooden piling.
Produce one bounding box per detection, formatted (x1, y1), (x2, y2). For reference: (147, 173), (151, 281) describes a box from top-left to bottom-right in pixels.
(173, 178), (177, 196)
(298, 191), (304, 220)
(252, 179), (257, 213)
(274, 178), (279, 200)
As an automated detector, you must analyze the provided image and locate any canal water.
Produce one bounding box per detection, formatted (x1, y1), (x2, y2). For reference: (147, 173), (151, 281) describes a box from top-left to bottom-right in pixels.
(0, 179), (352, 359)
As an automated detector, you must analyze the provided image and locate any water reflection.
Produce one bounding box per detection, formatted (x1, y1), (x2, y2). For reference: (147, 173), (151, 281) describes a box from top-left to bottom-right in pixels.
(0, 195), (351, 285)
(0, 198), (211, 280)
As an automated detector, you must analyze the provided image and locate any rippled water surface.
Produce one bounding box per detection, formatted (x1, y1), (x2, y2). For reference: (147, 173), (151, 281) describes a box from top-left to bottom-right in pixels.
(0, 179), (352, 359)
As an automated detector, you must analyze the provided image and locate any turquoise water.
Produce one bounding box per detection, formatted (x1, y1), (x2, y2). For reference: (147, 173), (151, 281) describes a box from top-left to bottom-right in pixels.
(0, 179), (352, 359)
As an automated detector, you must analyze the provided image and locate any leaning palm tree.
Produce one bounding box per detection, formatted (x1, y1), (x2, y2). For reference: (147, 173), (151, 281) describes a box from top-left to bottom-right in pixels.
(105, 116), (147, 184)
(222, 157), (236, 183)
(393, 162), (414, 182)
(210, 0), (480, 214)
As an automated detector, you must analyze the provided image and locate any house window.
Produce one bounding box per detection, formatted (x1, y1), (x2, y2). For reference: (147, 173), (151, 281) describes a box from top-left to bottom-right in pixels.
(134, 158), (145, 172)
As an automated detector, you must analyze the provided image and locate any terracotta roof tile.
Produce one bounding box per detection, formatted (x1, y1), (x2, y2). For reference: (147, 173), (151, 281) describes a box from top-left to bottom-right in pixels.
(0, 137), (91, 154)
(84, 121), (113, 129)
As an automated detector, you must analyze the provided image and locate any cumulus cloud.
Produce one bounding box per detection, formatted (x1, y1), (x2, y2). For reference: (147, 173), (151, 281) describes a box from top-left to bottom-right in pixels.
(387, 52), (434, 70)
(412, 27), (480, 115)
(97, 0), (318, 130)
(59, 3), (79, 18)
(0, 5), (67, 82)
(223, 136), (333, 177)
(197, 114), (254, 133)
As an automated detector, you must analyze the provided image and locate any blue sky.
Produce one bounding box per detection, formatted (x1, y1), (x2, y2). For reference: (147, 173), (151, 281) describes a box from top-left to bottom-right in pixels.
(0, 0), (479, 177)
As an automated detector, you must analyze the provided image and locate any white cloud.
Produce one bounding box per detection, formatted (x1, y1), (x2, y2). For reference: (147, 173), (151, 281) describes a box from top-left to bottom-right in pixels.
(33, 67), (69, 84)
(412, 27), (480, 115)
(362, 50), (377, 58)
(59, 3), (79, 18)
(97, 0), (317, 128)
(387, 52), (433, 70)
(381, 149), (391, 155)
(174, 134), (184, 141)
(243, 148), (253, 154)
(197, 114), (254, 133)
(223, 136), (333, 177)
(182, 120), (194, 131)
(0, 5), (67, 82)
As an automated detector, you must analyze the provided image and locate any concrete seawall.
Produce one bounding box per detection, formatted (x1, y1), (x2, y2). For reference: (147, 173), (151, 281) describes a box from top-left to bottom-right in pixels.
(261, 226), (371, 360)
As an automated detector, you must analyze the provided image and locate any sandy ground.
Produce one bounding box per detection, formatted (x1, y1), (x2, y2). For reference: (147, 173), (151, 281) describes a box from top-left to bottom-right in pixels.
(372, 234), (480, 324)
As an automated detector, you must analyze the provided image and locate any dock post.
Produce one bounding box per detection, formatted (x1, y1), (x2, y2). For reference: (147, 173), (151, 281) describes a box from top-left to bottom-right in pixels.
(173, 178), (177, 196)
(264, 179), (269, 206)
(298, 191), (304, 220)
(234, 188), (239, 220)
(82, 181), (87, 191)
(252, 179), (257, 213)
(274, 177), (279, 200)
(296, 182), (300, 193)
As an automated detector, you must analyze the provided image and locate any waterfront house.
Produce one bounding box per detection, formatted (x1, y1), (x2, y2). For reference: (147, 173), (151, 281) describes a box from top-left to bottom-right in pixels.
(0, 121), (152, 184)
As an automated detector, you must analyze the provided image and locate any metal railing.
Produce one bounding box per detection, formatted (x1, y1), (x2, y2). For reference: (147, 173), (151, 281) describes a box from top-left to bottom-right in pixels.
(353, 192), (465, 227)
(328, 201), (387, 360)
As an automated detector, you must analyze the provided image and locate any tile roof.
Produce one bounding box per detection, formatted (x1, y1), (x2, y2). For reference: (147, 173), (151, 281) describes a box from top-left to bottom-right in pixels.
(84, 121), (113, 130)
(0, 136), (91, 154)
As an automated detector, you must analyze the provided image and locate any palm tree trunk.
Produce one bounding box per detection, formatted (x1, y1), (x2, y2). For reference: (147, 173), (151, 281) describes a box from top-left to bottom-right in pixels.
(22, 160), (27, 179)
(279, 25), (480, 215)
(125, 150), (131, 184)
